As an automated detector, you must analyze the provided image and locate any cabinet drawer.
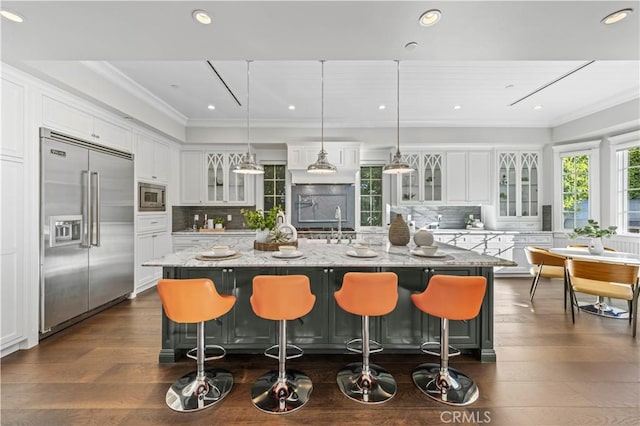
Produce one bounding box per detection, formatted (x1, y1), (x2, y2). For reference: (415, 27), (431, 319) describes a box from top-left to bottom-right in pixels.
(137, 214), (168, 234)
(527, 235), (552, 244)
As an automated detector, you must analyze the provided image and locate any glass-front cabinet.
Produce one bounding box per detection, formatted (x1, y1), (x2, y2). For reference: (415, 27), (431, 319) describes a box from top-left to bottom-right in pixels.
(397, 151), (443, 204)
(497, 151), (540, 221)
(206, 152), (252, 205)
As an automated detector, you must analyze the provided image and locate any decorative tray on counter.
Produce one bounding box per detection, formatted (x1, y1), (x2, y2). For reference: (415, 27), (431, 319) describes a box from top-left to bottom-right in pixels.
(253, 240), (298, 252)
(199, 228), (225, 232)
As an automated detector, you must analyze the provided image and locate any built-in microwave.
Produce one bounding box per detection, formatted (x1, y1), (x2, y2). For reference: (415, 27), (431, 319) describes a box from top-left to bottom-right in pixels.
(138, 182), (166, 212)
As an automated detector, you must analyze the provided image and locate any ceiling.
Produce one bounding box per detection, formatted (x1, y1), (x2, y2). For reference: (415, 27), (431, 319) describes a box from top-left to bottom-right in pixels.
(2, 1), (639, 131)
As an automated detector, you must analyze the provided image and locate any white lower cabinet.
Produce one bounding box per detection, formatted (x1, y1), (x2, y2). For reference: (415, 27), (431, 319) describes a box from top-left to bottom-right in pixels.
(434, 231), (517, 275)
(135, 214), (170, 294)
(509, 233), (553, 275)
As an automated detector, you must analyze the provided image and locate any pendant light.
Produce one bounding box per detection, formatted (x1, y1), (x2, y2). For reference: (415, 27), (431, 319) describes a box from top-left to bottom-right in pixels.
(383, 60), (413, 174)
(234, 60), (264, 174)
(307, 60), (337, 174)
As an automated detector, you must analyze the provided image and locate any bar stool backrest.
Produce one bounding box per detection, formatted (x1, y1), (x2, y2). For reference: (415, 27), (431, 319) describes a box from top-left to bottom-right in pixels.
(335, 272), (398, 316)
(157, 278), (236, 324)
(412, 275), (487, 321)
(251, 275), (316, 320)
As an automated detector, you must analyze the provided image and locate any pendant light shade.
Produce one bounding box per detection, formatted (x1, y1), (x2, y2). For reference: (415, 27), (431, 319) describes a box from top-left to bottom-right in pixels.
(308, 60), (337, 174)
(383, 60), (413, 175)
(234, 60), (264, 175)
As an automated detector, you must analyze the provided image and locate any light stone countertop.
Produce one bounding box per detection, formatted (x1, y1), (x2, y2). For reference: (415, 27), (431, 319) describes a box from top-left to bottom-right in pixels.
(146, 237), (517, 268)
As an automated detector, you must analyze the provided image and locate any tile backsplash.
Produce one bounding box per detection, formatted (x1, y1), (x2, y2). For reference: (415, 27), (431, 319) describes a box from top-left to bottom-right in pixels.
(389, 205), (482, 230)
(172, 206), (252, 231)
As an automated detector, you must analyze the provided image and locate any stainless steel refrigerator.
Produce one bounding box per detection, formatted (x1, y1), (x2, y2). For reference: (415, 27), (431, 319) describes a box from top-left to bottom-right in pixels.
(40, 128), (134, 335)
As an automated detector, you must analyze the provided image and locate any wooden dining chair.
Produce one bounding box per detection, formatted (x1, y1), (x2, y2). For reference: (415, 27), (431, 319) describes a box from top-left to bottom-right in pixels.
(565, 259), (640, 337)
(524, 246), (568, 307)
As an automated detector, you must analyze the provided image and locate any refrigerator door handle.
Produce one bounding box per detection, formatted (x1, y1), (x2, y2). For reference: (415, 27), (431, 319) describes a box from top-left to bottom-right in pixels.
(81, 170), (91, 247)
(91, 171), (100, 247)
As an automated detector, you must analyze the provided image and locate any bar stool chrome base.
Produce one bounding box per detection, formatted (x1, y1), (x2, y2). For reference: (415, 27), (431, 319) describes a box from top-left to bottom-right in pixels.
(336, 362), (397, 404)
(412, 363), (479, 406)
(251, 369), (313, 414)
(166, 367), (234, 412)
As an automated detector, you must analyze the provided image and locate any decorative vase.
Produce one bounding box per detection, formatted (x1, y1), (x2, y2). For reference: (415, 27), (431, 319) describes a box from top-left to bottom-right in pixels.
(588, 237), (604, 255)
(388, 214), (410, 246)
(255, 229), (270, 243)
(413, 229), (434, 247)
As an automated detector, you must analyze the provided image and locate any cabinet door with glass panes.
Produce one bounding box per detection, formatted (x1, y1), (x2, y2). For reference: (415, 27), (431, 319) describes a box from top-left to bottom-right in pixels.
(497, 151), (540, 218)
(398, 152), (443, 204)
(206, 152), (253, 205)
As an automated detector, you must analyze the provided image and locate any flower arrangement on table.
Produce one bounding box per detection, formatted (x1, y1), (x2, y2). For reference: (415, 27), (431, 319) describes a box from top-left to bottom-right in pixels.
(568, 219), (617, 239)
(568, 219), (616, 255)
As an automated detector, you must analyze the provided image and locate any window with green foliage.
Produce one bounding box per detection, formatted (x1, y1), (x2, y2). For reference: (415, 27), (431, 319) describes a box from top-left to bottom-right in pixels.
(562, 154), (590, 229)
(616, 146), (640, 234)
(263, 165), (286, 211)
(360, 166), (383, 226)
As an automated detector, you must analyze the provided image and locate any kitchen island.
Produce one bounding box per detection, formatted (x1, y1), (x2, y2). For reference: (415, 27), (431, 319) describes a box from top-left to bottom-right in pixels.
(146, 238), (516, 363)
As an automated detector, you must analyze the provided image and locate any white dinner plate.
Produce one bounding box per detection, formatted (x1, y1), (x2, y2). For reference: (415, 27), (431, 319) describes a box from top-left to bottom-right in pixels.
(345, 250), (377, 258)
(272, 251), (304, 259)
(410, 250), (447, 258)
(199, 250), (237, 258)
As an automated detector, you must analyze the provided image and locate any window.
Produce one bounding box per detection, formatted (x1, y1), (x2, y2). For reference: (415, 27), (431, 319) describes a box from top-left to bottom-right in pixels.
(562, 154), (590, 229)
(553, 140), (600, 231)
(360, 166), (383, 226)
(262, 165), (286, 211)
(615, 143), (640, 234)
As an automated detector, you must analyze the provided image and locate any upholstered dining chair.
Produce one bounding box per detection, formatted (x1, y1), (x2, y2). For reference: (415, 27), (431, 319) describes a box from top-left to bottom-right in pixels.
(524, 246), (567, 307)
(566, 259), (640, 337)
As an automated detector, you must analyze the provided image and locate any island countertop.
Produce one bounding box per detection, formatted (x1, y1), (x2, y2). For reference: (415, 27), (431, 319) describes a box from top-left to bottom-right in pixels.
(145, 237), (517, 268)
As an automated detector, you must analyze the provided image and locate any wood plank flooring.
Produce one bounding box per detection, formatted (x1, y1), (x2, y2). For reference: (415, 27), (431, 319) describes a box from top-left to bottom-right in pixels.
(2, 277), (639, 425)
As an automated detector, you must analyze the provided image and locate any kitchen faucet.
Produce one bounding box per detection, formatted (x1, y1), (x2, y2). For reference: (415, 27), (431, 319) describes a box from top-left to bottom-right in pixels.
(335, 206), (342, 243)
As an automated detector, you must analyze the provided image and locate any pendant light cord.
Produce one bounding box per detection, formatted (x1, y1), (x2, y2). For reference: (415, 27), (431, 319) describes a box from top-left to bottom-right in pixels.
(246, 60), (251, 154)
(321, 60), (325, 152)
(396, 59), (400, 156)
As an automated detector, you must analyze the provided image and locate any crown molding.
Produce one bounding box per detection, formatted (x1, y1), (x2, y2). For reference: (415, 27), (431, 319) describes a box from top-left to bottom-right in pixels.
(550, 90), (640, 128)
(80, 61), (188, 126)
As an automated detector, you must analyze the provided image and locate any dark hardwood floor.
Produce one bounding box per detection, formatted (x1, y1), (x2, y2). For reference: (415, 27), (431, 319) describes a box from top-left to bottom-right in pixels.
(2, 277), (639, 425)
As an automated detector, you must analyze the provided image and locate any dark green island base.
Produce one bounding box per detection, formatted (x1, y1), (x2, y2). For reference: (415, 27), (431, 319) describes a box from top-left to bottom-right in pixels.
(158, 265), (497, 363)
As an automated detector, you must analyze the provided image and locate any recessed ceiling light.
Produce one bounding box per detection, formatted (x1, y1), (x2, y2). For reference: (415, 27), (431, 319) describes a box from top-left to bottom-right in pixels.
(533, 105), (543, 110)
(288, 105), (296, 110)
(378, 105), (386, 110)
(601, 8), (633, 25)
(207, 105), (215, 110)
(453, 105), (462, 110)
(404, 42), (418, 51)
(419, 9), (441, 27)
(0, 9), (24, 23)
(192, 9), (212, 25)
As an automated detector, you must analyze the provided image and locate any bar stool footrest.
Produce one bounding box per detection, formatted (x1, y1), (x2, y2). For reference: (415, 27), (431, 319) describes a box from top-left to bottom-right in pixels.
(264, 344), (304, 360)
(186, 344), (226, 362)
(346, 338), (383, 354)
(420, 341), (461, 357)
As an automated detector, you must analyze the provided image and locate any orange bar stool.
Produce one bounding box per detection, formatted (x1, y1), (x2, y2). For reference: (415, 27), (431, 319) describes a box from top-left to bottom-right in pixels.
(334, 272), (399, 404)
(411, 275), (487, 406)
(250, 275), (316, 414)
(157, 278), (236, 412)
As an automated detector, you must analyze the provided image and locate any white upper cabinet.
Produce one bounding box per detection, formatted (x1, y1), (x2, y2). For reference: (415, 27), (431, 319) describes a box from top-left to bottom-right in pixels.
(397, 151), (443, 204)
(42, 95), (132, 153)
(496, 150), (541, 227)
(136, 133), (169, 183)
(287, 142), (360, 170)
(445, 151), (492, 204)
(180, 150), (255, 205)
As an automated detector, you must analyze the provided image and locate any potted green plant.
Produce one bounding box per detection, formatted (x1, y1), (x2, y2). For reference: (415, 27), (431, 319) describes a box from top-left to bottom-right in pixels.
(568, 219), (617, 255)
(214, 217), (225, 229)
(241, 206), (282, 243)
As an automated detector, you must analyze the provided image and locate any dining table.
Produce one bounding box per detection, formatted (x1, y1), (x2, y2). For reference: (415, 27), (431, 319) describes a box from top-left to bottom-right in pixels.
(549, 247), (640, 319)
